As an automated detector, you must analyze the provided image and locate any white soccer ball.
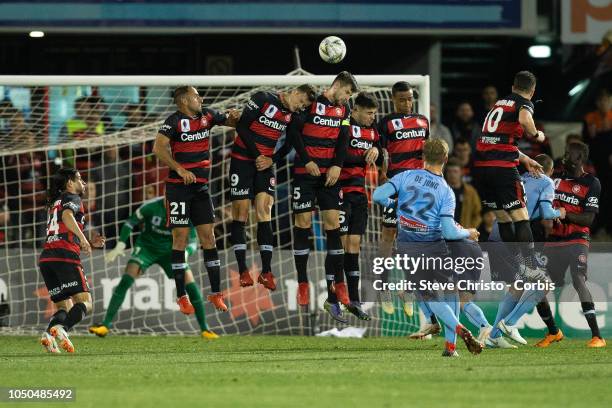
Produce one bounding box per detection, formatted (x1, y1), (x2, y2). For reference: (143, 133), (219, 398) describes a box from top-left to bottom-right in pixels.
(319, 36), (346, 64)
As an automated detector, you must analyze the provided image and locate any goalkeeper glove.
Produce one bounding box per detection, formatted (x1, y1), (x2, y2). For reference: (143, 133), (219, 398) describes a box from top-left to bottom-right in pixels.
(105, 241), (127, 263)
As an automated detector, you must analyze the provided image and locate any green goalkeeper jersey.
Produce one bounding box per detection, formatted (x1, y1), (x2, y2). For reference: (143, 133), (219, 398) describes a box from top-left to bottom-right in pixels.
(119, 197), (198, 255)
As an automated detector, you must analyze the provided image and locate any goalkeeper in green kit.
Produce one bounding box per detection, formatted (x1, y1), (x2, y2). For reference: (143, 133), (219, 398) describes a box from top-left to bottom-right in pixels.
(88, 197), (219, 339)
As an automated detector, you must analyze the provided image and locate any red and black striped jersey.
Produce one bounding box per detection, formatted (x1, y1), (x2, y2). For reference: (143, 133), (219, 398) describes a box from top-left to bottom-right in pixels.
(231, 91), (293, 161)
(378, 113), (429, 177)
(158, 108), (227, 184)
(475, 93), (534, 168)
(40, 192), (85, 263)
(289, 95), (350, 175)
(339, 119), (382, 195)
(546, 172), (600, 247)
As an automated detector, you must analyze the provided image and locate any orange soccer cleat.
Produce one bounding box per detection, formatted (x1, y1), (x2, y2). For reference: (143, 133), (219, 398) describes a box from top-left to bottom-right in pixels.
(586, 336), (606, 348)
(239, 270), (254, 287)
(333, 281), (350, 306)
(297, 282), (310, 307)
(177, 295), (195, 315)
(534, 330), (564, 348)
(257, 272), (277, 291)
(207, 292), (229, 312)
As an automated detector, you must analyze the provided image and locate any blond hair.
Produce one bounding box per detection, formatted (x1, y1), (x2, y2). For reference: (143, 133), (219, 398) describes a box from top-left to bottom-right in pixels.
(423, 138), (449, 165)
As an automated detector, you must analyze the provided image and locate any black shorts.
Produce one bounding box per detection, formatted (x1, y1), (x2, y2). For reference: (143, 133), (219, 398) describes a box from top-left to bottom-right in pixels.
(447, 240), (484, 294)
(40, 261), (90, 303)
(340, 192), (368, 236)
(165, 182), (215, 228)
(543, 244), (588, 287)
(473, 166), (526, 212)
(229, 158), (275, 201)
(382, 193), (398, 229)
(291, 174), (341, 213)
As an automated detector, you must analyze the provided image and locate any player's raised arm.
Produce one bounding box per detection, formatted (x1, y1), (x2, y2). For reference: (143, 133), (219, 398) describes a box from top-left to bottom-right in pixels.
(518, 108), (544, 142)
(105, 201), (150, 263)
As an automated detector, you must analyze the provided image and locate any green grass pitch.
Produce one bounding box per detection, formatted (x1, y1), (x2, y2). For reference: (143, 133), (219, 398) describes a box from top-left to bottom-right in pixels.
(1, 335), (610, 408)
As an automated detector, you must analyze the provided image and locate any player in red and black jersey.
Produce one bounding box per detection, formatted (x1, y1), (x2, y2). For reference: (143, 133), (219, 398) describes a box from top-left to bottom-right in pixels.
(472, 71), (548, 278)
(536, 141), (606, 348)
(338, 92), (382, 320)
(39, 168), (105, 353)
(286, 71), (357, 322)
(154, 86), (239, 313)
(229, 85), (316, 291)
(376, 81), (429, 314)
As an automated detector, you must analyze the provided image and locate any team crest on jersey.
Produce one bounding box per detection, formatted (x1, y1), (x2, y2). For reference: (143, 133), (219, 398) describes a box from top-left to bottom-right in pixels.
(335, 107), (342, 116)
(416, 118), (428, 128)
(392, 119), (404, 130)
(572, 184), (581, 194)
(264, 104), (278, 118)
(284, 113), (291, 122)
(339, 190), (343, 200)
(578, 254), (587, 264)
(316, 103), (326, 115)
(352, 125), (361, 138)
(181, 119), (190, 132)
(200, 117), (208, 127)
(269, 177), (276, 187)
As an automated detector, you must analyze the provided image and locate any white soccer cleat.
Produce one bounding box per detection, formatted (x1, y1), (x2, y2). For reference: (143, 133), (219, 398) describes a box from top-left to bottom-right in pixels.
(40, 332), (60, 354)
(379, 290), (395, 314)
(49, 325), (75, 353)
(485, 335), (518, 349)
(398, 292), (414, 317)
(478, 326), (493, 343)
(498, 319), (528, 345)
(408, 323), (441, 339)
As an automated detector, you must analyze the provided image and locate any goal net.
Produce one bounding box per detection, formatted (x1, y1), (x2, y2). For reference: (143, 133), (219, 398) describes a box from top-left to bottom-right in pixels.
(0, 71), (429, 336)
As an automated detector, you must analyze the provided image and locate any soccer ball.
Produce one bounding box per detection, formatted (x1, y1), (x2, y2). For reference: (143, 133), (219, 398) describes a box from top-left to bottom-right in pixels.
(319, 36), (346, 64)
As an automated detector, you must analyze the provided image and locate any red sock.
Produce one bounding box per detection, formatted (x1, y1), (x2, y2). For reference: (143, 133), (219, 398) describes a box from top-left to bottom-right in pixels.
(445, 341), (456, 352)
(455, 324), (464, 334)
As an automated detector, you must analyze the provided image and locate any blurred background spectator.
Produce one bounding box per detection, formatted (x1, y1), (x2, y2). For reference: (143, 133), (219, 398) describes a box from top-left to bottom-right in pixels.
(451, 138), (474, 183)
(477, 208), (496, 242)
(445, 157), (481, 229)
(450, 101), (481, 149)
(475, 85), (498, 125)
(430, 103), (453, 151)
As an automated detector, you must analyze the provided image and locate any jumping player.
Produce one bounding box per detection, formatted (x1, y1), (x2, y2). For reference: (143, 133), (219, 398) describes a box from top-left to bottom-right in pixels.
(153, 86), (239, 313)
(287, 71), (358, 323)
(40, 168), (105, 353)
(229, 84), (316, 291)
(338, 92), (383, 320)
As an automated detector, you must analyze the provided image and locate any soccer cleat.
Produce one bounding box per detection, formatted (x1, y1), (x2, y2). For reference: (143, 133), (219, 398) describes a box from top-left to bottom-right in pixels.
(207, 292), (228, 312)
(398, 292), (414, 317)
(257, 271), (276, 291)
(333, 282), (350, 306)
(177, 295), (195, 315)
(40, 332), (60, 354)
(201, 330), (220, 340)
(378, 290), (395, 314)
(485, 335), (518, 349)
(457, 326), (483, 355)
(345, 301), (371, 321)
(239, 271), (254, 287)
(88, 324), (110, 338)
(522, 265), (548, 282)
(297, 282), (310, 307)
(408, 323), (441, 339)
(323, 300), (348, 324)
(497, 319), (527, 345)
(478, 326), (493, 343)
(586, 336), (606, 348)
(49, 325), (75, 353)
(442, 349), (459, 357)
(534, 330), (564, 348)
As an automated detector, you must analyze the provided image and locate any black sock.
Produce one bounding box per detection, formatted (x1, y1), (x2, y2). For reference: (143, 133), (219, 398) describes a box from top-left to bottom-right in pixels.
(514, 220), (537, 269)
(231, 220), (248, 274)
(344, 252), (360, 302)
(171, 249), (187, 297)
(293, 226), (310, 283)
(46, 309), (67, 333)
(498, 222), (516, 242)
(536, 300), (558, 335)
(325, 228), (344, 302)
(63, 302), (87, 331)
(582, 302), (601, 338)
(203, 248), (221, 293)
(257, 221), (274, 273)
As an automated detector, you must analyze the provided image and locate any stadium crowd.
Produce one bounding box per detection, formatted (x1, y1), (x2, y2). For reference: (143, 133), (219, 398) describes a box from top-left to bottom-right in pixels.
(0, 84), (610, 248)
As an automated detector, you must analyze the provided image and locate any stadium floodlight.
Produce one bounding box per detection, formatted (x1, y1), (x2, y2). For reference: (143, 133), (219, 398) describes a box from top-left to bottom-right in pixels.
(29, 31), (45, 38)
(528, 45), (551, 59)
(568, 79), (589, 97)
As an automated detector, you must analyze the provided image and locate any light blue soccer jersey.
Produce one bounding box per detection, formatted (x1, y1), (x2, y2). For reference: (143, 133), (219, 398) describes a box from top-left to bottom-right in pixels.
(389, 169), (455, 242)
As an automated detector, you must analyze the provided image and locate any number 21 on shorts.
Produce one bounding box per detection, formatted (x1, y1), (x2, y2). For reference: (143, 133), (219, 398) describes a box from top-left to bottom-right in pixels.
(169, 201), (186, 215)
